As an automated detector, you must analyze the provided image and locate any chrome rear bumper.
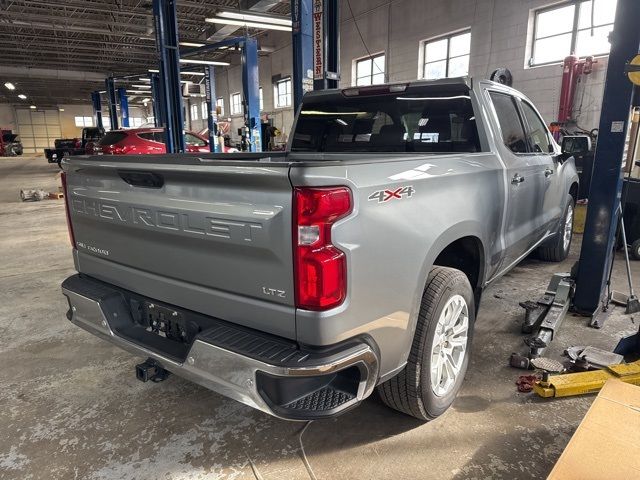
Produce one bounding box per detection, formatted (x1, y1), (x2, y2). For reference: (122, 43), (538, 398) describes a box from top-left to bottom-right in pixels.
(62, 274), (379, 420)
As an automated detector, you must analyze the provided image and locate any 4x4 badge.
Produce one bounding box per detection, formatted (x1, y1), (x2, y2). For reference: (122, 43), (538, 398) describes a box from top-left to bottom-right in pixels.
(368, 186), (415, 203)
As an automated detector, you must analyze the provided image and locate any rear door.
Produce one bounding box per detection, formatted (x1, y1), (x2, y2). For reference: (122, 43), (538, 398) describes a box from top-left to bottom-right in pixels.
(518, 99), (564, 233)
(487, 90), (547, 270)
(65, 154), (296, 338)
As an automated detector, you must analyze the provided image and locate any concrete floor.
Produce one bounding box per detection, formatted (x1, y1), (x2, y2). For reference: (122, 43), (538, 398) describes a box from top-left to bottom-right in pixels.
(1, 156), (638, 480)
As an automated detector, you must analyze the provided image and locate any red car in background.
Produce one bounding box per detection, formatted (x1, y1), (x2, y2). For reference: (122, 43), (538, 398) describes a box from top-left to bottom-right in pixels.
(96, 128), (224, 155)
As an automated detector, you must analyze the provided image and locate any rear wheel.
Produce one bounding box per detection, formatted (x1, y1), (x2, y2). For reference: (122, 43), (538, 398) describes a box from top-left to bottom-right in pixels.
(538, 195), (574, 262)
(377, 267), (474, 421)
(631, 239), (640, 261)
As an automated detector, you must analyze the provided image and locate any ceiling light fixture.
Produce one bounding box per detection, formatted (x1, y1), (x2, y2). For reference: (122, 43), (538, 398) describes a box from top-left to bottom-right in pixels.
(126, 90), (152, 94)
(131, 85), (152, 89)
(217, 10), (292, 26)
(180, 41), (206, 48)
(142, 98), (151, 103)
(18, 94), (27, 100)
(59, 108), (65, 112)
(205, 17), (291, 32)
(148, 69), (160, 73)
(179, 59), (230, 66)
(5, 82), (16, 90)
(180, 71), (206, 76)
(29, 105), (36, 109)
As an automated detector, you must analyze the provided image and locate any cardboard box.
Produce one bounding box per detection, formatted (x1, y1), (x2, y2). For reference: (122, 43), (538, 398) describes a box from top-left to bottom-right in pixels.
(548, 379), (640, 479)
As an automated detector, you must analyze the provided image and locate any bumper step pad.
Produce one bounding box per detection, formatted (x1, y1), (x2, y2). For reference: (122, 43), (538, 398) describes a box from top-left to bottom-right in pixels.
(284, 386), (355, 411)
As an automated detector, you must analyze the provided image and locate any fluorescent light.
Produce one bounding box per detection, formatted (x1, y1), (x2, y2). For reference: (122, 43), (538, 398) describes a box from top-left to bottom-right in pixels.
(131, 85), (151, 89)
(148, 69), (159, 73)
(126, 90), (152, 94)
(181, 71), (206, 76)
(4, 82), (15, 90)
(59, 108), (65, 112)
(138, 77), (151, 82)
(142, 98), (151, 103)
(205, 17), (292, 32)
(180, 41), (206, 48)
(217, 10), (292, 26)
(179, 59), (230, 66)
(18, 94), (27, 99)
(29, 105), (36, 109)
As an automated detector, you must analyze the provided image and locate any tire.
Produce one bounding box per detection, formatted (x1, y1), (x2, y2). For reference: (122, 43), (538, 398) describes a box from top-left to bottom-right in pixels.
(631, 239), (640, 261)
(377, 266), (475, 421)
(538, 194), (574, 262)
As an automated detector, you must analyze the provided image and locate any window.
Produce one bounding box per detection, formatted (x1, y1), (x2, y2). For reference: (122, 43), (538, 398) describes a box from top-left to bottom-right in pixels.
(185, 133), (207, 147)
(230, 92), (242, 115)
(422, 31), (471, 80)
(291, 88), (480, 153)
(129, 117), (144, 127)
(201, 101), (207, 119)
(75, 116), (93, 127)
(521, 101), (553, 153)
(259, 87), (264, 111)
(489, 92), (528, 153)
(102, 117), (111, 131)
(274, 78), (292, 108)
(355, 53), (385, 86)
(531, 0), (617, 65)
(216, 97), (224, 116)
(190, 103), (199, 121)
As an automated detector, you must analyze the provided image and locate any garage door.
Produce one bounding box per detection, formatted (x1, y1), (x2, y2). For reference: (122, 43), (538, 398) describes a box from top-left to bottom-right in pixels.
(16, 109), (62, 154)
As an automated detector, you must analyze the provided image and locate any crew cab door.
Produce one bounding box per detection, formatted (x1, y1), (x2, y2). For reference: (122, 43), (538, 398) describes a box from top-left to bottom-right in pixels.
(518, 99), (564, 234)
(487, 90), (548, 270)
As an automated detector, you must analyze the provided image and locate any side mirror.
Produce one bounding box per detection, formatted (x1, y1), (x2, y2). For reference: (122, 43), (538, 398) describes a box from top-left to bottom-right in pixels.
(561, 135), (591, 156)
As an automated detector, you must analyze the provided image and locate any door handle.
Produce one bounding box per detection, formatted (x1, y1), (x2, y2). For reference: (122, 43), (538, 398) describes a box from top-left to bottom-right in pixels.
(545, 168), (554, 177)
(511, 174), (525, 185)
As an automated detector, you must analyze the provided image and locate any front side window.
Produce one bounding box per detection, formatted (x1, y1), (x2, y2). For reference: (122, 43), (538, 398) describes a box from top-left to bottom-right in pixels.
(230, 93), (242, 115)
(275, 79), (292, 108)
(291, 88), (480, 153)
(355, 53), (385, 86)
(521, 101), (552, 153)
(422, 31), (471, 80)
(489, 92), (528, 153)
(531, 0), (617, 65)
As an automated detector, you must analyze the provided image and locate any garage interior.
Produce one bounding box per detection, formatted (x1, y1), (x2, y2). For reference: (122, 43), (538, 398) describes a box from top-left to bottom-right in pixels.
(2, 0), (640, 479)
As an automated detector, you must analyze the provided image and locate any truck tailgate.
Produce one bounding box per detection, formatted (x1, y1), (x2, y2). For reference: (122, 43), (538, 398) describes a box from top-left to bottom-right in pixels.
(64, 155), (296, 339)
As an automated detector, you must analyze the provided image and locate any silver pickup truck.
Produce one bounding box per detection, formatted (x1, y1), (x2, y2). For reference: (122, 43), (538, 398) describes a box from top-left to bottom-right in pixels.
(61, 77), (578, 421)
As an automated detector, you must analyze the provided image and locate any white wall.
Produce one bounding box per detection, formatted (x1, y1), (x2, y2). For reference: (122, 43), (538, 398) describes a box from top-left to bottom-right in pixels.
(0, 104), (16, 131)
(206, 0), (608, 138)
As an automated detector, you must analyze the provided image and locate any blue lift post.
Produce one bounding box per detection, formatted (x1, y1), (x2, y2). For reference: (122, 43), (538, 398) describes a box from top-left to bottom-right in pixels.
(91, 91), (103, 130)
(204, 65), (221, 153)
(242, 37), (261, 152)
(149, 73), (164, 128)
(105, 77), (119, 131)
(117, 87), (130, 128)
(573, 0), (640, 325)
(152, 0), (185, 153)
(291, 0), (314, 112)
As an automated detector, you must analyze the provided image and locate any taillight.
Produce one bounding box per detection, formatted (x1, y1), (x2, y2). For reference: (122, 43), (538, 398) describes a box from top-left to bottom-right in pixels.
(60, 172), (76, 248)
(294, 187), (352, 310)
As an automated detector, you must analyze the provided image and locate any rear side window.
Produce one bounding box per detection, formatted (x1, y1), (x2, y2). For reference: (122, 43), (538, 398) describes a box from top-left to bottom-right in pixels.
(521, 101), (552, 153)
(99, 132), (128, 146)
(489, 92), (528, 153)
(291, 88), (480, 153)
(137, 132), (156, 142)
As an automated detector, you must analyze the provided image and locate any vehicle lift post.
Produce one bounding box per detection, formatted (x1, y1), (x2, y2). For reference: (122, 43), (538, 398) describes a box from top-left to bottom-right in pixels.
(291, 0), (314, 112)
(116, 87), (130, 128)
(181, 36), (261, 152)
(311, 0), (340, 91)
(573, 0), (640, 326)
(149, 72), (164, 128)
(203, 65), (221, 153)
(105, 77), (119, 131)
(91, 91), (103, 130)
(152, 0), (185, 153)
